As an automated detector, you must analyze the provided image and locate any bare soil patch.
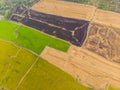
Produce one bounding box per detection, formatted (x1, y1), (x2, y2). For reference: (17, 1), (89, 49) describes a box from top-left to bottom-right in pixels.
(32, 0), (96, 21)
(93, 9), (120, 29)
(32, 0), (120, 29)
(41, 46), (120, 90)
(83, 23), (120, 63)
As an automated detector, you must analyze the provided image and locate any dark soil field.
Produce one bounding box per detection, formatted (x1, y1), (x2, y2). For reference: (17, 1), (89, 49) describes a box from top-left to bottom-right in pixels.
(11, 5), (89, 46)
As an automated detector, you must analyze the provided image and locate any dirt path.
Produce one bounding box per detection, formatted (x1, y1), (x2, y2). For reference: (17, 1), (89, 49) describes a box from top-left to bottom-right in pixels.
(41, 46), (120, 90)
(15, 57), (39, 90)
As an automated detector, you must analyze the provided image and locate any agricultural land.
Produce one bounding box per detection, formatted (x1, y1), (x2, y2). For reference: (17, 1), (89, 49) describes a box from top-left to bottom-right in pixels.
(0, 39), (91, 90)
(0, 0), (120, 90)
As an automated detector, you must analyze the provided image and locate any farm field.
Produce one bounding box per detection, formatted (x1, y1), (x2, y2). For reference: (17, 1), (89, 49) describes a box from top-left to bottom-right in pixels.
(17, 58), (92, 90)
(11, 5), (89, 46)
(0, 39), (92, 90)
(41, 46), (120, 90)
(30, 0), (120, 63)
(83, 23), (120, 62)
(0, 40), (37, 90)
(32, 0), (96, 21)
(93, 9), (120, 29)
(0, 20), (70, 54)
(108, 86), (120, 90)
(32, 0), (120, 29)
(0, 0), (120, 90)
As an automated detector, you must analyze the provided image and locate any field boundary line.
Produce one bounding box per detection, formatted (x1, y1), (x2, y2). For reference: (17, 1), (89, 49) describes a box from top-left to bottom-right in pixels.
(0, 38), (39, 56)
(82, 6), (97, 47)
(11, 48), (22, 58)
(15, 57), (39, 90)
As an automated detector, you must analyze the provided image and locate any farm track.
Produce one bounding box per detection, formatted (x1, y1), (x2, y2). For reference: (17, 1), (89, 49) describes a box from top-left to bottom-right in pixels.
(15, 57), (39, 90)
(41, 46), (120, 90)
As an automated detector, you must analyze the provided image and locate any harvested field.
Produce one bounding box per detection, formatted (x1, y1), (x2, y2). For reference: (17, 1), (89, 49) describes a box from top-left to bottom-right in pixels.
(83, 23), (120, 63)
(32, 0), (96, 21)
(32, 0), (120, 29)
(93, 9), (120, 29)
(11, 5), (89, 46)
(41, 46), (120, 90)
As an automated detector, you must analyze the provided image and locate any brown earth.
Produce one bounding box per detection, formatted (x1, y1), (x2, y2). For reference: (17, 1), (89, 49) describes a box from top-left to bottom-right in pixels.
(32, 0), (96, 21)
(41, 46), (120, 90)
(32, 0), (120, 29)
(93, 9), (120, 29)
(83, 23), (120, 63)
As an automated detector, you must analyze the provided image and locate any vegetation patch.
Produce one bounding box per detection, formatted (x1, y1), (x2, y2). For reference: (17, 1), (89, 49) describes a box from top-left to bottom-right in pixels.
(0, 20), (70, 54)
(108, 86), (120, 90)
(0, 40), (37, 90)
(17, 58), (92, 90)
(0, 40), (92, 90)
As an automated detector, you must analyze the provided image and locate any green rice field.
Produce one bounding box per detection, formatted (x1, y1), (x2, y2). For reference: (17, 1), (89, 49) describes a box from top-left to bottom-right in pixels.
(0, 20), (70, 54)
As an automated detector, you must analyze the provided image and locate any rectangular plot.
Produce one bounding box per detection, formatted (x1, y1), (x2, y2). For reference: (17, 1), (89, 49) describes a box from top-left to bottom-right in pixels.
(0, 20), (70, 54)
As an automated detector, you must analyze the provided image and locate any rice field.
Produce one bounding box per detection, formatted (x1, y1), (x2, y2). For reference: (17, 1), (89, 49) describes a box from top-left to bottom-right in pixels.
(0, 20), (70, 54)
(0, 40), (92, 90)
(0, 40), (37, 90)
